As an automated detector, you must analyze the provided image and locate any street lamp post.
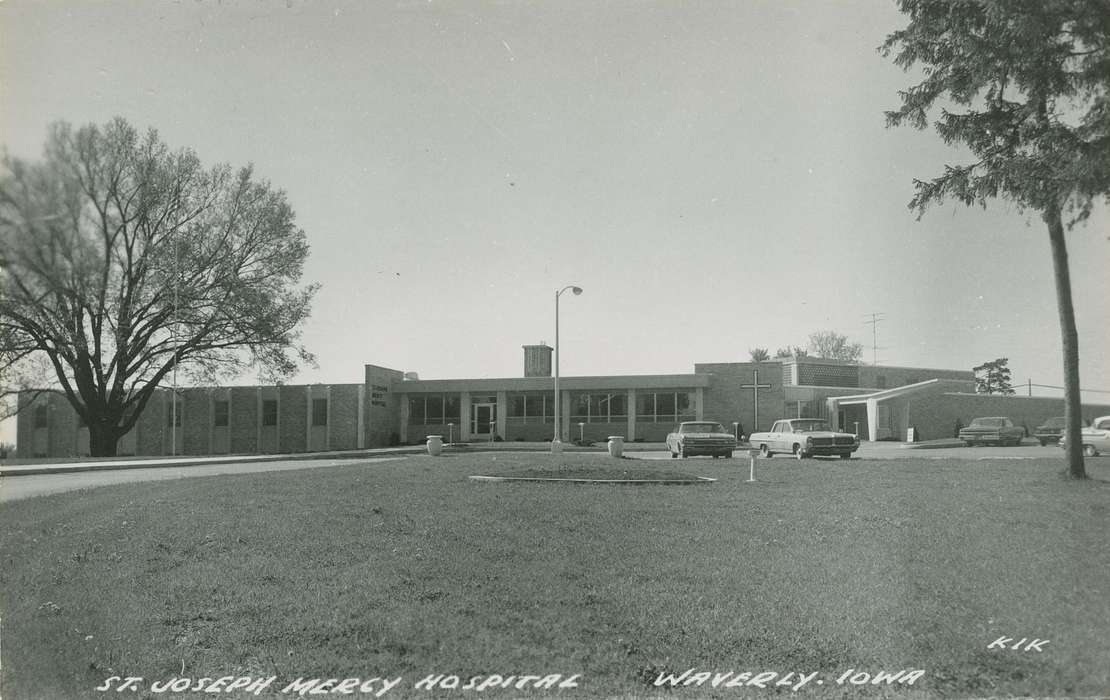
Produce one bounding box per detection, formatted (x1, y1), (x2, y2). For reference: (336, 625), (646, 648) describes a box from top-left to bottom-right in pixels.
(552, 284), (583, 453)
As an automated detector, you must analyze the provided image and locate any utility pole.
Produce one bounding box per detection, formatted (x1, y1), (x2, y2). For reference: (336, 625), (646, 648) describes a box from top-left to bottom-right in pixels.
(863, 312), (885, 366)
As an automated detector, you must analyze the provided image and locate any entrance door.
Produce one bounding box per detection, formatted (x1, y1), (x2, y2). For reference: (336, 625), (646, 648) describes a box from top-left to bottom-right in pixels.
(472, 403), (496, 437)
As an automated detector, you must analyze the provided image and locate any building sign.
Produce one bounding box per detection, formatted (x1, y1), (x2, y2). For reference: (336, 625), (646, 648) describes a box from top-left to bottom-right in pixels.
(371, 384), (388, 408)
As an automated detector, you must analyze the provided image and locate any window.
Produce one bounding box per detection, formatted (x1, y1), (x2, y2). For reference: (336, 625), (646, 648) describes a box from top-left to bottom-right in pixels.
(213, 400), (229, 427)
(34, 405), (48, 428)
(409, 394), (461, 425)
(425, 395), (444, 423)
(166, 399), (183, 427)
(312, 398), (328, 426)
(635, 391), (695, 422)
(444, 396), (461, 422)
(509, 393), (553, 422)
(568, 392), (629, 423)
(262, 399), (278, 426)
(510, 395), (526, 417)
(657, 392), (676, 418)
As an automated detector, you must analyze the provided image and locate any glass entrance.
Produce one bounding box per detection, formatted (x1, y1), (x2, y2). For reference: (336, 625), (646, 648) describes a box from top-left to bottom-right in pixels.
(473, 403), (496, 436)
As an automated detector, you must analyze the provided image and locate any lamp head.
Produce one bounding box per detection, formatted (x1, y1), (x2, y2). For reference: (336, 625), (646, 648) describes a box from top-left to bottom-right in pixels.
(571, 286), (583, 295)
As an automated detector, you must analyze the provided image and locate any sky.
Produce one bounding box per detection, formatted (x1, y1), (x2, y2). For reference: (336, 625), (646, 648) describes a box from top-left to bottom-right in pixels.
(1, 0), (1108, 445)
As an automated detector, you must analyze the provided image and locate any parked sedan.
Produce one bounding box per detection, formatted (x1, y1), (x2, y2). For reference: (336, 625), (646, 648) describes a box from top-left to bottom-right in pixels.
(666, 422), (737, 459)
(1033, 416), (1070, 446)
(959, 416), (1025, 446)
(748, 419), (859, 460)
(1059, 415), (1110, 457)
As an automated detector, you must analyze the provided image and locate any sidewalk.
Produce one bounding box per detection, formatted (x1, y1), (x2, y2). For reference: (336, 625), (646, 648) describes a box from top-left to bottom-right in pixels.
(0, 446), (421, 477)
(0, 441), (660, 477)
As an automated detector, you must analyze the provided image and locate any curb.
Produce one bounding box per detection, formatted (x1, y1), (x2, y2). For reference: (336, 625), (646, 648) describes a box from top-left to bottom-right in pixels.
(0, 444), (652, 478)
(0, 449), (425, 477)
(468, 475), (717, 485)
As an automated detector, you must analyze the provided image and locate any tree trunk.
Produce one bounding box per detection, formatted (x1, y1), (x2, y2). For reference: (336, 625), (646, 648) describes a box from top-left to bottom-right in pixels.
(88, 422), (121, 458)
(1044, 203), (1086, 479)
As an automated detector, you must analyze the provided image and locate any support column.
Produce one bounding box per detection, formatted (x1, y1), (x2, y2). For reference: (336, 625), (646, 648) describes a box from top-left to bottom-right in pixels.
(496, 391), (507, 440)
(827, 398), (840, 431)
(561, 390), (571, 442)
(460, 392), (472, 441)
(695, 387), (704, 420)
(866, 398), (879, 442)
(398, 394), (409, 444)
(357, 385), (366, 448)
(626, 388), (636, 442)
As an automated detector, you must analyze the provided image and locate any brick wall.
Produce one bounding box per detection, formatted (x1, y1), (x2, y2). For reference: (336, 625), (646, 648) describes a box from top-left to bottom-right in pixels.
(859, 365), (973, 390)
(135, 394), (163, 456)
(365, 365), (403, 447)
(230, 386), (259, 454)
(329, 384), (360, 450)
(183, 389), (210, 455)
(696, 362), (787, 434)
(503, 421), (553, 442)
(936, 393), (1110, 439)
(278, 385), (307, 453)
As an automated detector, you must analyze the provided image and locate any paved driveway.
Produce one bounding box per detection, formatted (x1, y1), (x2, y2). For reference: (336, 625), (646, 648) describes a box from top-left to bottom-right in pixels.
(633, 442), (1082, 461)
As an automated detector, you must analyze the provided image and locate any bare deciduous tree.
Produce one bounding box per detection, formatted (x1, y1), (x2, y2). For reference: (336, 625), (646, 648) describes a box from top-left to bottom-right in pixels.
(0, 118), (318, 456)
(807, 331), (864, 363)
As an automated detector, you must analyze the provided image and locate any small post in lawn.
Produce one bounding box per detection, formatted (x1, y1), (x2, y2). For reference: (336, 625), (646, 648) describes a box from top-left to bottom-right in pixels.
(747, 448), (759, 482)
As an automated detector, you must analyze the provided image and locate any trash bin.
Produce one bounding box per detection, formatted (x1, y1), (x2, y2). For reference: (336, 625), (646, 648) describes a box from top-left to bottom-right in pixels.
(426, 435), (443, 456)
(607, 436), (624, 458)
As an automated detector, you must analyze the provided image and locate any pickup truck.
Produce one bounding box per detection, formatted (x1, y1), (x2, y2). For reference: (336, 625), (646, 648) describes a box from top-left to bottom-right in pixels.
(748, 418), (859, 460)
(959, 416), (1025, 446)
(666, 421), (736, 459)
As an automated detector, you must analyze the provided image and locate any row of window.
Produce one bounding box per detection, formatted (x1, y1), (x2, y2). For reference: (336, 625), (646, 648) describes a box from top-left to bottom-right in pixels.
(408, 391), (696, 425)
(36, 391), (697, 430)
(31, 399), (330, 429)
(175, 398), (329, 427)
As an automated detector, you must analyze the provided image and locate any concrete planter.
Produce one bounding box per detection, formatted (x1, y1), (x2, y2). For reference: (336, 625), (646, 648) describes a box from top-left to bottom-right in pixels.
(607, 436), (624, 458)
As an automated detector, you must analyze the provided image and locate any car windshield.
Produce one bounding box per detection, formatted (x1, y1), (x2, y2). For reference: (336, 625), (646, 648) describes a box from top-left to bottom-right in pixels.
(683, 423), (726, 434)
(971, 418), (1005, 427)
(791, 420), (829, 432)
(1042, 417), (1067, 428)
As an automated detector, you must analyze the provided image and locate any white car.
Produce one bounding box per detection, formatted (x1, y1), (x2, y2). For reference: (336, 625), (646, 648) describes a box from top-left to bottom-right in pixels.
(1059, 415), (1110, 457)
(748, 418), (860, 460)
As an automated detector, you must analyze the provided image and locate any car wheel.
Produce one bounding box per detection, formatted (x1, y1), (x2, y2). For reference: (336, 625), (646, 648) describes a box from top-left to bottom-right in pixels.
(1038, 439), (1047, 447)
(793, 444), (805, 460)
(725, 451), (733, 459)
(679, 445), (687, 459)
(669, 447), (677, 459)
(1083, 444), (1098, 457)
(760, 444), (772, 458)
(712, 454), (719, 459)
(839, 452), (850, 460)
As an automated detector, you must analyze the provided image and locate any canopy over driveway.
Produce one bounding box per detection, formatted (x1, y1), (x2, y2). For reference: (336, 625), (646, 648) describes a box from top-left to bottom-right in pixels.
(826, 379), (973, 441)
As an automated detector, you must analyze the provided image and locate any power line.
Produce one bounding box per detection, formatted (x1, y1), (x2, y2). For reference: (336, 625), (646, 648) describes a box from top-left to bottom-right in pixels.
(1027, 382), (1110, 395)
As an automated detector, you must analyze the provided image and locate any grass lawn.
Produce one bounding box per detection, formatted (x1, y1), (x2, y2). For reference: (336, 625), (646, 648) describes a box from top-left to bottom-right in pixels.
(2, 453), (1108, 699)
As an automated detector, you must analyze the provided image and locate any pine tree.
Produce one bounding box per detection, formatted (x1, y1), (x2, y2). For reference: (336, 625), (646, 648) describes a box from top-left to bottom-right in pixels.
(882, 0), (1110, 478)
